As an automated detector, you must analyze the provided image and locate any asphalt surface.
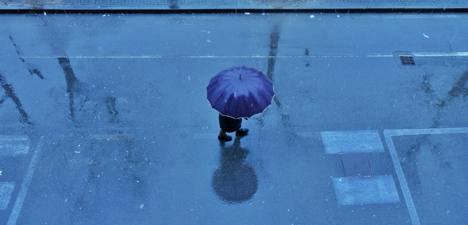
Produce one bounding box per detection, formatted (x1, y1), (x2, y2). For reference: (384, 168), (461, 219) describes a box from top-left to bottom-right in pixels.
(0, 12), (467, 225)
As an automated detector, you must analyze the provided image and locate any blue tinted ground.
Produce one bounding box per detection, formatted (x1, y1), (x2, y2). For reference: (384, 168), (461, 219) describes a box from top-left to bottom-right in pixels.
(0, 1), (468, 225)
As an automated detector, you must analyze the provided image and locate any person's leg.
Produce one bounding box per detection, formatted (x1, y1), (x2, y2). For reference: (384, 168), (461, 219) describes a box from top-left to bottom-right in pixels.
(235, 118), (249, 136)
(218, 129), (232, 141)
(236, 128), (249, 136)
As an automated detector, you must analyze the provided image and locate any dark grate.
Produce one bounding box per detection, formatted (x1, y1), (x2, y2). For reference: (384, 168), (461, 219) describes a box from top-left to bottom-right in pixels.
(340, 153), (372, 178)
(400, 55), (416, 65)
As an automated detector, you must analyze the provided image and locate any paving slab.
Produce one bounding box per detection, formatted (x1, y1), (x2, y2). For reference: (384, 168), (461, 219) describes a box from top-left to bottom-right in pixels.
(332, 175), (400, 205)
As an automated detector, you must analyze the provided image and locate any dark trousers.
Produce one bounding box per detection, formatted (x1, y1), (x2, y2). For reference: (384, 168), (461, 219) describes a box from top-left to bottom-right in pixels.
(219, 114), (242, 135)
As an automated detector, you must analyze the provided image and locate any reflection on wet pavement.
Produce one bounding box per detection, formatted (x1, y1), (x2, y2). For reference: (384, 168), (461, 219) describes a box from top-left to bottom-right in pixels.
(212, 137), (258, 203)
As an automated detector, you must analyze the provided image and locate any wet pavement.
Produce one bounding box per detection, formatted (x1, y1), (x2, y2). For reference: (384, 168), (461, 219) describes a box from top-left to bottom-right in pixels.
(0, 12), (468, 225)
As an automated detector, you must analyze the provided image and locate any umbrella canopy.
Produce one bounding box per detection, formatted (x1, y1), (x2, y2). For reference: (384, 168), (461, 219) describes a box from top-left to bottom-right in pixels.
(206, 66), (275, 118)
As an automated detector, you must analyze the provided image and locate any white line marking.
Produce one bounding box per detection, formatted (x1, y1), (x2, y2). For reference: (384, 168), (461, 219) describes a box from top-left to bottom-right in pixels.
(366, 54), (393, 57)
(386, 127), (468, 136)
(413, 52), (468, 57)
(17, 52), (468, 59)
(382, 127), (468, 225)
(19, 54), (393, 59)
(7, 136), (45, 225)
(383, 132), (421, 225)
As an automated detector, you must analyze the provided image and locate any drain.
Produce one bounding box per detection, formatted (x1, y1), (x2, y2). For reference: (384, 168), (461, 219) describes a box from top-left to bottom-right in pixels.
(400, 55), (416, 66)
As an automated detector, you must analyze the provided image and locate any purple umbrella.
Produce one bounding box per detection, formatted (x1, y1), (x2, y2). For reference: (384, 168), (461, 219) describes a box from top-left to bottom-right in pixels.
(207, 66), (275, 119)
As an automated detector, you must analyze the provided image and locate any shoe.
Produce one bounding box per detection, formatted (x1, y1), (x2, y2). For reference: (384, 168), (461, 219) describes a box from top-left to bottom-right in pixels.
(236, 128), (249, 136)
(218, 134), (232, 141)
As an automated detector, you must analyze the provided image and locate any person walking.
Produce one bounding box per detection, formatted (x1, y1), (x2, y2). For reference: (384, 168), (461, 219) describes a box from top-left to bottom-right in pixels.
(218, 114), (249, 141)
(207, 66), (274, 141)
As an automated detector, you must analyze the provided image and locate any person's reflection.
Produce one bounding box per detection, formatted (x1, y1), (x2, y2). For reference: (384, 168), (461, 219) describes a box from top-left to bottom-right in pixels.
(212, 136), (258, 203)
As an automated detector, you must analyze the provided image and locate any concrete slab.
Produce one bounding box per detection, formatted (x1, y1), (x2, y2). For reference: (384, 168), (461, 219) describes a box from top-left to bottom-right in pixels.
(332, 175), (400, 205)
(321, 130), (384, 154)
(0, 136), (30, 156)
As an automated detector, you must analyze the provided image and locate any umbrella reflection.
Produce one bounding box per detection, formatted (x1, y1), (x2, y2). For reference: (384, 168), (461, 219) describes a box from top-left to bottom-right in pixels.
(212, 137), (258, 204)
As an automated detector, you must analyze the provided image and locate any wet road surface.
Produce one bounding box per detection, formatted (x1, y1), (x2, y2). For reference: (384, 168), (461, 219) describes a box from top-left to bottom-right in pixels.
(0, 13), (467, 224)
